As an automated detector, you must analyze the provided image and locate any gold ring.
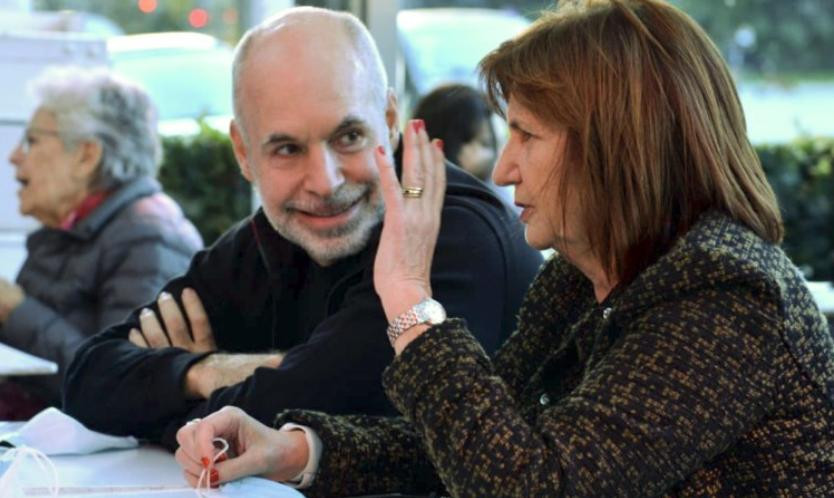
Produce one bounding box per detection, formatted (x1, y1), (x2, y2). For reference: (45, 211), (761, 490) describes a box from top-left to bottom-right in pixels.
(402, 186), (424, 198)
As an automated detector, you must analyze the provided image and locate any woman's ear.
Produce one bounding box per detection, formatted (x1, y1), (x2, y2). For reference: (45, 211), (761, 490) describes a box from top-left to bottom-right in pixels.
(74, 139), (103, 181)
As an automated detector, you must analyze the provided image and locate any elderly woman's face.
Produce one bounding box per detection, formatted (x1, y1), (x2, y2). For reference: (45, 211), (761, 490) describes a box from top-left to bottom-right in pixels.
(493, 98), (582, 253)
(8, 108), (92, 227)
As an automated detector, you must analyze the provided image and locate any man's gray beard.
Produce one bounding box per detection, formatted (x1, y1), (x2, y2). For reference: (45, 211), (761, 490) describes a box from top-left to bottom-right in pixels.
(271, 185), (384, 266)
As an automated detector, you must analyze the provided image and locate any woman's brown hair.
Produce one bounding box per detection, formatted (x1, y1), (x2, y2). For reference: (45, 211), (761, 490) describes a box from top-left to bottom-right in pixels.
(480, 0), (783, 285)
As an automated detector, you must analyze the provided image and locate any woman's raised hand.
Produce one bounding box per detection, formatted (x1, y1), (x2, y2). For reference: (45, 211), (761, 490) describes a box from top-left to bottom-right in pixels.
(174, 406), (308, 488)
(373, 119), (446, 325)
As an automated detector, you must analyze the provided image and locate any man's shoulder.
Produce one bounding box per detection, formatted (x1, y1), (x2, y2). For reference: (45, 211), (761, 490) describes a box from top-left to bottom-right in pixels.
(440, 164), (530, 250)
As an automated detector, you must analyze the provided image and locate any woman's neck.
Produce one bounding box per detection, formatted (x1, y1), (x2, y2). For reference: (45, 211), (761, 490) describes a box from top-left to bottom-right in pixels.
(43, 187), (92, 229)
(559, 245), (617, 303)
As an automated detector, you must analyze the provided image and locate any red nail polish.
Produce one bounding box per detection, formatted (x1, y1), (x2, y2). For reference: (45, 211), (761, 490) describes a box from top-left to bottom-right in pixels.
(412, 119), (424, 133)
(216, 453), (227, 462)
(435, 139), (444, 151)
(376, 145), (385, 155)
(201, 457), (210, 468)
(210, 469), (219, 484)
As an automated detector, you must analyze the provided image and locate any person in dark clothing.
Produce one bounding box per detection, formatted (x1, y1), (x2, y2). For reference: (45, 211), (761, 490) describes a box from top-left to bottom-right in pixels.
(413, 84), (497, 183)
(413, 84), (514, 207)
(62, 5), (542, 463)
(0, 66), (201, 414)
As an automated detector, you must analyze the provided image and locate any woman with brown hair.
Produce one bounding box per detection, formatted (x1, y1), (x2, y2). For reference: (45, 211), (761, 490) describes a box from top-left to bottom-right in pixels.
(175, 1), (834, 496)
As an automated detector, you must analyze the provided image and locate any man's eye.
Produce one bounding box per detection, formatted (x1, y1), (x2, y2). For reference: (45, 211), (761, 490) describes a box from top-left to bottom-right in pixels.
(335, 130), (366, 149)
(272, 143), (301, 156)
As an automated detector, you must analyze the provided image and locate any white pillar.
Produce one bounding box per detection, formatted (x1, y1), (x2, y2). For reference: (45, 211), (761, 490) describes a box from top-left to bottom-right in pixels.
(362, 0), (403, 98)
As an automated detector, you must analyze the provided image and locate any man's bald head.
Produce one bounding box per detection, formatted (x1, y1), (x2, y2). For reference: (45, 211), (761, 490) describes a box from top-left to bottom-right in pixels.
(232, 6), (388, 141)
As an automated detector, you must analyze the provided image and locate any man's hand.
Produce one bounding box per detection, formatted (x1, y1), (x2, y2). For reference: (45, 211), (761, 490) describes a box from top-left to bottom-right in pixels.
(0, 278), (25, 324)
(183, 353), (284, 400)
(129, 288), (216, 353)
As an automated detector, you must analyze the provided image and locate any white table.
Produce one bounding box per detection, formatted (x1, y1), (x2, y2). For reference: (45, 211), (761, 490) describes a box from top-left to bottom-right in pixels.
(0, 422), (302, 497)
(0, 342), (57, 376)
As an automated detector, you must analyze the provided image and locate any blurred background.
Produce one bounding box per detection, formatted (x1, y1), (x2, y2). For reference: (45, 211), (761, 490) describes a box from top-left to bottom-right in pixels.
(0, 0), (831, 312)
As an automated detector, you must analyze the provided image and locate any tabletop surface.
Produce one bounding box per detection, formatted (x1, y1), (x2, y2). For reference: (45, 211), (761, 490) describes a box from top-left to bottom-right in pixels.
(0, 341), (58, 376)
(0, 423), (302, 497)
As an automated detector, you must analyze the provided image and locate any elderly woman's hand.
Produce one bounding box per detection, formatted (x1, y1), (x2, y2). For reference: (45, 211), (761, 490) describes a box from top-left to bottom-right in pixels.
(0, 278), (24, 323)
(175, 406), (308, 487)
(373, 120), (445, 351)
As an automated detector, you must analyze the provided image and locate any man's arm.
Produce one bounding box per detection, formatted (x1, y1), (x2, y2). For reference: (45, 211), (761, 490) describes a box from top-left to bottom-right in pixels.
(62, 222), (263, 441)
(151, 201), (533, 450)
(127, 286), (284, 398)
(67, 201), (537, 449)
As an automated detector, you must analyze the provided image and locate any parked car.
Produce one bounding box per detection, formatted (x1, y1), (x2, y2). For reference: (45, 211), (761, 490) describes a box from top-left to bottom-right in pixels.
(107, 32), (234, 136)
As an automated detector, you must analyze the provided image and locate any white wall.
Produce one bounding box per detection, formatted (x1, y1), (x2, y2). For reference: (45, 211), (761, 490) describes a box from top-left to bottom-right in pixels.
(0, 32), (107, 279)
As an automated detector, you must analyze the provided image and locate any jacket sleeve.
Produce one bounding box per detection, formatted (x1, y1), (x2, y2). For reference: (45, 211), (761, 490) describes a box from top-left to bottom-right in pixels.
(3, 220), (198, 397)
(67, 199), (527, 449)
(63, 259), (215, 442)
(381, 287), (783, 497)
(272, 410), (444, 498)
(95, 221), (200, 332)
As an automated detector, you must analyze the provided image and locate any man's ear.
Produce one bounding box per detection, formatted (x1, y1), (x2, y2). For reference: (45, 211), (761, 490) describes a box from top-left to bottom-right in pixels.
(384, 88), (399, 151)
(74, 139), (102, 181)
(230, 120), (254, 183)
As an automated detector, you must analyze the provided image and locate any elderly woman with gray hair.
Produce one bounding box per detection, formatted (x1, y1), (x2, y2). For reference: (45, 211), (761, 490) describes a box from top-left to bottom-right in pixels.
(0, 66), (202, 416)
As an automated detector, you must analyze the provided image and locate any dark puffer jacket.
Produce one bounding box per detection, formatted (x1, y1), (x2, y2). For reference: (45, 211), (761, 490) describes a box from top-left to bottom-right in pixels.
(1, 177), (202, 404)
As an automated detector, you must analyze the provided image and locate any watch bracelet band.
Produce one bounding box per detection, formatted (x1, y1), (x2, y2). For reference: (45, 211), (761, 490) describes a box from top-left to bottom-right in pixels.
(386, 306), (421, 345)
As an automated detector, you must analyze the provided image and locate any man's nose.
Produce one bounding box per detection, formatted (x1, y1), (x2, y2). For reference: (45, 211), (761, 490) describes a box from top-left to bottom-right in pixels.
(305, 145), (345, 197)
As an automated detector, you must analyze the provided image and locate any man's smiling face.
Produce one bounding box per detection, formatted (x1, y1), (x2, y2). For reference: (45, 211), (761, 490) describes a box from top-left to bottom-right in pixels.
(231, 24), (394, 266)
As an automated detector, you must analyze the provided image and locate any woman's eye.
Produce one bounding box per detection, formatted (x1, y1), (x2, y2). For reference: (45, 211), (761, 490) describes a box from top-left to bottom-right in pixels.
(517, 130), (533, 143)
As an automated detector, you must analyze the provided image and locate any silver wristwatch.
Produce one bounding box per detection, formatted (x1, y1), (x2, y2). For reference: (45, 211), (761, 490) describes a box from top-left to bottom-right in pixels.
(386, 298), (447, 345)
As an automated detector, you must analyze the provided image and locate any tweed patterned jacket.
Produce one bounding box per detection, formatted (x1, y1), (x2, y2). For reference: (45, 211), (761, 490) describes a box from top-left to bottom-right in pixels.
(275, 212), (834, 497)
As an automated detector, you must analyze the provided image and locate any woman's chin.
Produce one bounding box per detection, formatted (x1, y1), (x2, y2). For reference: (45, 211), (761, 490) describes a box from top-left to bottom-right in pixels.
(522, 231), (552, 251)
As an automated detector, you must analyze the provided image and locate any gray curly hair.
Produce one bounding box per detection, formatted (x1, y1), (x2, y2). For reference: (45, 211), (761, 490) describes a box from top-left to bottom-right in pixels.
(30, 66), (161, 190)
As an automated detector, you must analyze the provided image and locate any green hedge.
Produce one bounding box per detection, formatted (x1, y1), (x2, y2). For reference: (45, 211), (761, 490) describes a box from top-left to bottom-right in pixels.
(157, 127), (834, 280)
(158, 123), (252, 246)
(758, 137), (834, 281)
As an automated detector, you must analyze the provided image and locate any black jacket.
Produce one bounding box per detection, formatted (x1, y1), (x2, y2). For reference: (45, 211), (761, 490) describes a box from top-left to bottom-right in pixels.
(63, 162), (542, 449)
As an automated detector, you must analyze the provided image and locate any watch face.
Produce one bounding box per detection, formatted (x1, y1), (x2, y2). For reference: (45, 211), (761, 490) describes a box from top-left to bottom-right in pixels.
(418, 299), (447, 324)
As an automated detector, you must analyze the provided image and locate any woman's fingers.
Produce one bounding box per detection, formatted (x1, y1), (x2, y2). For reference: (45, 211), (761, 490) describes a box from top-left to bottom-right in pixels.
(374, 143), (402, 215)
(175, 446), (203, 480)
(400, 119), (423, 194)
(430, 139), (447, 208)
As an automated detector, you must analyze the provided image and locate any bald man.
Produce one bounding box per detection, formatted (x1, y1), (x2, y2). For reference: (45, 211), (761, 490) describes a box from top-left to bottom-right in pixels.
(63, 7), (542, 450)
